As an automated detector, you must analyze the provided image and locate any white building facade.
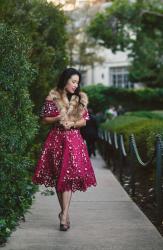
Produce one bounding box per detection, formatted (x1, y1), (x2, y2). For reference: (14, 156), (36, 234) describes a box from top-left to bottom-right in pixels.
(49, 0), (143, 89)
(77, 3), (142, 89)
(82, 48), (134, 88)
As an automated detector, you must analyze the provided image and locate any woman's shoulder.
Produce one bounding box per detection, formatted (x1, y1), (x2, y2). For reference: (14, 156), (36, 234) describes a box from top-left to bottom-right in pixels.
(79, 91), (89, 107)
(40, 90), (60, 117)
(45, 88), (60, 101)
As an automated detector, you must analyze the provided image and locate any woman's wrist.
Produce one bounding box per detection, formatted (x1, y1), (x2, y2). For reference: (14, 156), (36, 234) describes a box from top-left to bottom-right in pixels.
(73, 121), (77, 128)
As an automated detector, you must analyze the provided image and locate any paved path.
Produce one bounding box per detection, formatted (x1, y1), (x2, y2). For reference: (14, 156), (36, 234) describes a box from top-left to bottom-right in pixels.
(3, 153), (163, 250)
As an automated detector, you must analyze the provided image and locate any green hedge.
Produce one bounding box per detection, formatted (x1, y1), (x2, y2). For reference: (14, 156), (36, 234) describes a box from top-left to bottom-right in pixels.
(0, 24), (38, 245)
(101, 111), (163, 160)
(0, 0), (69, 245)
(83, 84), (163, 113)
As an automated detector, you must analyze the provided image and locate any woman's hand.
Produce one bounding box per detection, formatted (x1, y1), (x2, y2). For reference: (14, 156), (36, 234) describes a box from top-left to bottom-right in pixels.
(62, 121), (75, 130)
(61, 119), (87, 129)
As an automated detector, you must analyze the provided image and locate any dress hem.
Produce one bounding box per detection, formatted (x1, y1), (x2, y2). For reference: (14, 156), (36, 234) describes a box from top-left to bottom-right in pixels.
(32, 178), (97, 193)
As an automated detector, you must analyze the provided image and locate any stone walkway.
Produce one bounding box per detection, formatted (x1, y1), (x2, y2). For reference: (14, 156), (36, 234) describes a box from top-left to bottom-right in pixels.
(3, 153), (163, 250)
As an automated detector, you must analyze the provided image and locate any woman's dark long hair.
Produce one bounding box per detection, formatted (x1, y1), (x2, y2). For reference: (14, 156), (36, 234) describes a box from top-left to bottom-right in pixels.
(56, 68), (82, 101)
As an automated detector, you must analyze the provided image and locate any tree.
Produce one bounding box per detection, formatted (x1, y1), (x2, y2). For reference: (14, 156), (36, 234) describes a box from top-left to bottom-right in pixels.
(66, 4), (105, 75)
(88, 0), (163, 87)
(0, 0), (68, 111)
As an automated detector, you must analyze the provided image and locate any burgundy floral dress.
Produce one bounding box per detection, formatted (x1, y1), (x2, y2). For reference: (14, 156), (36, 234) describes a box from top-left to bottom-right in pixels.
(32, 100), (97, 192)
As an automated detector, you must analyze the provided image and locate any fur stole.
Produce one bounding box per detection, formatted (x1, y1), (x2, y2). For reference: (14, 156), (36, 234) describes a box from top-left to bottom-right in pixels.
(46, 88), (88, 126)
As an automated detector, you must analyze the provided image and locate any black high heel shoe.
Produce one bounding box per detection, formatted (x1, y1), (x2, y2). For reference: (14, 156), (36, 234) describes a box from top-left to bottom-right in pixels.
(58, 212), (70, 231)
(60, 223), (68, 231)
(58, 212), (69, 231)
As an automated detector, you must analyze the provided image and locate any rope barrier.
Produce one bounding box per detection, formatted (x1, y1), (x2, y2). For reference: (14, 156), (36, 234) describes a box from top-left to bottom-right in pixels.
(130, 134), (156, 167)
(107, 131), (112, 145)
(119, 134), (127, 157)
(113, 132), (118, 149)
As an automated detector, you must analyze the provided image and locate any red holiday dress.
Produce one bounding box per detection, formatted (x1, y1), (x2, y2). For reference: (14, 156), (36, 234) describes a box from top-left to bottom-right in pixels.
(32, 100), (97, 192)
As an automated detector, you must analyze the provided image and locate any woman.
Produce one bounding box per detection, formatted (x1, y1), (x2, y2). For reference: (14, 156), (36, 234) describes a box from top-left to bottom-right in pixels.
(32, 68), (97, 231)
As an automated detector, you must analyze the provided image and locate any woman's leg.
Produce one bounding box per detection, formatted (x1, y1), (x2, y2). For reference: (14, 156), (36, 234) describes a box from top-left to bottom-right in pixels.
(61, 190), (72, 225)
(65, 191), (72, 225)
(56, 190), (63, 213)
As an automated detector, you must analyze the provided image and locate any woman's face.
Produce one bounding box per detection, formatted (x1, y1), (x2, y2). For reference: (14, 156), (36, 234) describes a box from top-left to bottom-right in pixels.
(64, 74), (79, 94)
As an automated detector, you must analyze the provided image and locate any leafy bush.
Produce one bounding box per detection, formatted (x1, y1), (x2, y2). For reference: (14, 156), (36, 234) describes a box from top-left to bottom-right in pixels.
(101, 111), (163, 160)
(0, 0), (68, 245)
(0, 23), (38, 245)
(83, 84), (163, 113)
(82, 84), (108, 111)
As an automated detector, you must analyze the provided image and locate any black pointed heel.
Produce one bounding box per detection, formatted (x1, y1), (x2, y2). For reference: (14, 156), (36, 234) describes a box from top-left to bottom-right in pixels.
(60, 223), (68, 231)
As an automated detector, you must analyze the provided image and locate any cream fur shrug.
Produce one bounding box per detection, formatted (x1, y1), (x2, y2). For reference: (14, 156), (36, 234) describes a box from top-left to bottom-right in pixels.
(46, 88), (89, 127)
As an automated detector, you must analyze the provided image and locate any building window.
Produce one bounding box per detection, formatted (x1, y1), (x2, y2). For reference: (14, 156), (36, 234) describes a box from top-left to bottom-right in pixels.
(110, 67), (133, 88)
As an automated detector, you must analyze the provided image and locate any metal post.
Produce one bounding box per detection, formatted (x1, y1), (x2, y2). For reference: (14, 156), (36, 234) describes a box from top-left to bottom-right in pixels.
(155, 137), (163, 225)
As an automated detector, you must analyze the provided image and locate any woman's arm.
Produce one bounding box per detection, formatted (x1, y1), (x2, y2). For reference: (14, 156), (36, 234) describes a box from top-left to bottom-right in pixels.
(41, 115), (61, 125)
(61, 118), (86, 130)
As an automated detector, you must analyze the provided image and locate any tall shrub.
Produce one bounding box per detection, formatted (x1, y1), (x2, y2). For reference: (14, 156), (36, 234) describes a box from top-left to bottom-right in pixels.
(0, 24), (38, 244)
(0, 0), (68, 112)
